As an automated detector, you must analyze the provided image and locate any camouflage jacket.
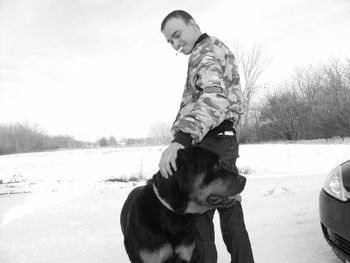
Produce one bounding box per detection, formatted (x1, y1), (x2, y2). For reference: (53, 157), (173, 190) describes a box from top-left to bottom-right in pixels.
(172, 34), (244, 146)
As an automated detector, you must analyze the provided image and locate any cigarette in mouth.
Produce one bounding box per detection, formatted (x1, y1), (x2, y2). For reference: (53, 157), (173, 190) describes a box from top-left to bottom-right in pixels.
(176, 47), (183, 55)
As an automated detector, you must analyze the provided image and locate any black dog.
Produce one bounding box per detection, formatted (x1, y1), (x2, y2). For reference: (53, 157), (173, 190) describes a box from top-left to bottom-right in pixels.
(120, 146), (246, 263)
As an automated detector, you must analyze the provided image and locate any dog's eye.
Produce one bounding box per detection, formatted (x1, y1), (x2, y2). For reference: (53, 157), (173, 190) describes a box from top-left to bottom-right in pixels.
(213, 163), (220, 171)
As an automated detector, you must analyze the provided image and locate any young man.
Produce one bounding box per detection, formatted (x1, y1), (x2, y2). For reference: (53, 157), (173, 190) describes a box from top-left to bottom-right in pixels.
(159, 10), (254, 263)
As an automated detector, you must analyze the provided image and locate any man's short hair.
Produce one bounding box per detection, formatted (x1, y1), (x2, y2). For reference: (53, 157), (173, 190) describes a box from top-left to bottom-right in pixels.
(160, 10), (194, 32)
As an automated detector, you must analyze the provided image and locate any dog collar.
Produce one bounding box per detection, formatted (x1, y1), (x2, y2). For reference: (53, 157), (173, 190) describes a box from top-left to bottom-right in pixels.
(152, 183), (176, 212)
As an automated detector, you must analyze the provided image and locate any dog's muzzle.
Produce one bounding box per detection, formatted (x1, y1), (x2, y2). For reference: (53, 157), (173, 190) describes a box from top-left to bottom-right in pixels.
(207, 194), (240, 207)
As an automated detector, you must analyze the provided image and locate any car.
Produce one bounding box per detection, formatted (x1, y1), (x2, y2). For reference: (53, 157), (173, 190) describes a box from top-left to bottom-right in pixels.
(319, 159), (350, 262)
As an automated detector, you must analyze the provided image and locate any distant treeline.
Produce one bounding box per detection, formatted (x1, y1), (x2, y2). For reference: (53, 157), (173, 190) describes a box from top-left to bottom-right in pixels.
(97, 136), (170, 147)
(240, 58), (350, 142)
(0, 123), (86, 155)
(2, 58), (349, 154)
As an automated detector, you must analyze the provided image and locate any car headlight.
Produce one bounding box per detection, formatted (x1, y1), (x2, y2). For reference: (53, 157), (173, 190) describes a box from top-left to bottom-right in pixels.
(323, 165), (347, 201)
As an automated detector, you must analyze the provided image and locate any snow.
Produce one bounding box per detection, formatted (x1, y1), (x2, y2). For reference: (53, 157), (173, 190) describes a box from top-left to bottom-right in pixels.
(1, 144), (349, 263)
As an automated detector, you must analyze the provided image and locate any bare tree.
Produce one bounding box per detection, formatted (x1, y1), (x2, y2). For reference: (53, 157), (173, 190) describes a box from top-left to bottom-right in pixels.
(260, 85), (308, 140)
(233, 43), (271, 128)
(320, 58), (350, 137)
(0, 122), (83, 155)
(107, 136), (118, 146)
(257, 57), (350, 141)
(148, 122), (172, 145)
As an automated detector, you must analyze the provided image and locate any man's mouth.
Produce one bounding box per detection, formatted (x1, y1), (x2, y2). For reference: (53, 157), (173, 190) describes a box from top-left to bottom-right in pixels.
(176, 47), (183, 55)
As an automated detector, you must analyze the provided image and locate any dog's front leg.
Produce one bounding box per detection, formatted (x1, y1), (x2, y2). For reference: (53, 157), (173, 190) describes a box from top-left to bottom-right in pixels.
(174, 240), (195, 262)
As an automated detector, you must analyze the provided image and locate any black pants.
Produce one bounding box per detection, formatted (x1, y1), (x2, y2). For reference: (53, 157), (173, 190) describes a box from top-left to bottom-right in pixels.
(193, 134), (254, 263)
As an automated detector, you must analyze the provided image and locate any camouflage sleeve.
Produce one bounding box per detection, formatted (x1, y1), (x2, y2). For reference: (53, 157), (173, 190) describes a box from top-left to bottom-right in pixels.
(172, 56), (230, 144)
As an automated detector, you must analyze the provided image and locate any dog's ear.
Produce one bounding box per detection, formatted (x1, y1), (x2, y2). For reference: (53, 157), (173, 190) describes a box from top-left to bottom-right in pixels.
(176, 148), (190, 191)
(175, 148), (187, 174)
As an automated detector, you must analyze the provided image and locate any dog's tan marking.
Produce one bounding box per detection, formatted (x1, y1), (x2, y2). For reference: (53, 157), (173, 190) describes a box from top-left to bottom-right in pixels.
(175, 243), (195, 261)
(139, 243), (173, 263)
(185, 200), (211, 214)
(185, 174), (238, 213)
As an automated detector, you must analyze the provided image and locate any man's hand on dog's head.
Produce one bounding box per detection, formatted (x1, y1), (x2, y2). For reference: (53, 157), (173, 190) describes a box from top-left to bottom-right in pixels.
(159, 142), (185, 178)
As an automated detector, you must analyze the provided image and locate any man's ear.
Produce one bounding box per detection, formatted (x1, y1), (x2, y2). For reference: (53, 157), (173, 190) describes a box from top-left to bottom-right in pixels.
(189, 19), (200, 30)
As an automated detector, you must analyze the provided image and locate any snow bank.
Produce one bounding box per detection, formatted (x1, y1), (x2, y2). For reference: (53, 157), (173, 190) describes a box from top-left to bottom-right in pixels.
(0, 143), (348, 262)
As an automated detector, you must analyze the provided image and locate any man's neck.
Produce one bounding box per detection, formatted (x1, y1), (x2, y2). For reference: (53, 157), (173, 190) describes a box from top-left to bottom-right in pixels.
(191, 33), (209, 53)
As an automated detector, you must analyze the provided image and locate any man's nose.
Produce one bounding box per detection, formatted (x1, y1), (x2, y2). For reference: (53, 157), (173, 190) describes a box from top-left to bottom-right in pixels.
(172, 39), (181, 50)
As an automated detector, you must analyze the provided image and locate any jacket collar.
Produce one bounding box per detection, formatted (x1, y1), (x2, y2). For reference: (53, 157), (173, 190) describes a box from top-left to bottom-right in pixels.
(191, 33), (209, 52)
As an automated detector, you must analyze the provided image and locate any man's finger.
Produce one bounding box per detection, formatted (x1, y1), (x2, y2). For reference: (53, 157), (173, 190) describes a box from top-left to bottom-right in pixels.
(171, 156), (177, 172)
(165, 159), (173, 176)
(160, 166), (168, 178)
(159, 154), (168, 178)
(159, 142), (184, 178)
(160, 154), (172, 178)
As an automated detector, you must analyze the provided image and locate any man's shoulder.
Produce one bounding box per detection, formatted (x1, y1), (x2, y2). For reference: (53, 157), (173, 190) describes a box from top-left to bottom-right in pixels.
(190, 36), (232, 65)
(195, 36), (222, 52)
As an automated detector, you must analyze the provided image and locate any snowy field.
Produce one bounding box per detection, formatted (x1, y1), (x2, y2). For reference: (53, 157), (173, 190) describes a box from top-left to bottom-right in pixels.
(1, 143), (350, 263)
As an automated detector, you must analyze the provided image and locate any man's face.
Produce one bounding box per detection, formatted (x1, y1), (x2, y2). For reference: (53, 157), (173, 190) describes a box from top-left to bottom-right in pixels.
(162, 17), (199, 55)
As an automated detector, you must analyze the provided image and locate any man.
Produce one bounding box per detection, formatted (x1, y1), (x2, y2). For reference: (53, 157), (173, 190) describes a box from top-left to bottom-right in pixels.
(159, 10), (254, 263)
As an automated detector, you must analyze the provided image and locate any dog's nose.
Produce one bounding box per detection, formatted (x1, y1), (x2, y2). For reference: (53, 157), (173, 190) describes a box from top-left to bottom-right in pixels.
(237, 176), (246, 184)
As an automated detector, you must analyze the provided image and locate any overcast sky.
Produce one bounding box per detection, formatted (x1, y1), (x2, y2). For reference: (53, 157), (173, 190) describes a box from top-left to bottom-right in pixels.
(1, 0), (349, 141)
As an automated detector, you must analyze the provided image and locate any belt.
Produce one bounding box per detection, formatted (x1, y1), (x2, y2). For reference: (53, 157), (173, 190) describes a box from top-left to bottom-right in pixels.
(216, 131), (235, 136)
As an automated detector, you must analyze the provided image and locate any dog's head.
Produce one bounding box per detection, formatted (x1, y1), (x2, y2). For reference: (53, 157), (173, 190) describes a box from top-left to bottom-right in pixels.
(177, 147), (246, 213)
(153, 146), (246, 214)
